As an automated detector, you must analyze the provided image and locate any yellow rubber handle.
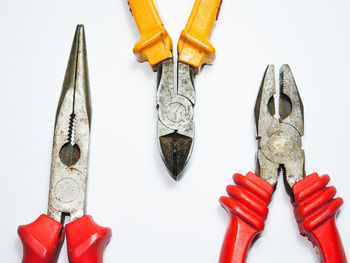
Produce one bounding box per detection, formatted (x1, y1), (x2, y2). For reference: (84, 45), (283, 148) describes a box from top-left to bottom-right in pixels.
(129, 0), (173, 70)
(178, 0), (222, 73)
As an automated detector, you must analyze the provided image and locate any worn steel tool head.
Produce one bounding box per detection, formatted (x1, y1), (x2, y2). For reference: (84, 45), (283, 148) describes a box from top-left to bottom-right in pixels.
(254, 65), (305, 194)
(157, 59), (195, 180)
(47, 25), (91, 223)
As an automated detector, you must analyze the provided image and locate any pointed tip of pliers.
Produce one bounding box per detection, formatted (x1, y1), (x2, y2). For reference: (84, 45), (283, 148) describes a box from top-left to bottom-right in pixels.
(159, 132), (193, 181)
(57, 24), (91, 126)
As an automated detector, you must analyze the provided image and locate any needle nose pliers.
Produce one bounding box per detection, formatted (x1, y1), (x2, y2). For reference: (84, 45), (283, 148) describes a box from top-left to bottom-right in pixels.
(219, 65), (347, 263)
(17, 25), (111, 263)
(128, 0), (222, 180)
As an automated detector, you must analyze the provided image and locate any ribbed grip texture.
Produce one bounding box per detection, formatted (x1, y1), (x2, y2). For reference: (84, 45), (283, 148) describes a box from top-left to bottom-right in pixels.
(128, 0), (173, 69)
(219, 172), (274, 263)
(66, 215), (112, 263)
(18, 214), (64, 263)
(177, 0), (222, 72)
(292, 173), (347, 263)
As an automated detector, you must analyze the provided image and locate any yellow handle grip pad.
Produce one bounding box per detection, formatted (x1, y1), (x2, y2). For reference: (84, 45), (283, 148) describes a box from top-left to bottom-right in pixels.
(129, 0), (173, 70)
(178, 0), (222, 72)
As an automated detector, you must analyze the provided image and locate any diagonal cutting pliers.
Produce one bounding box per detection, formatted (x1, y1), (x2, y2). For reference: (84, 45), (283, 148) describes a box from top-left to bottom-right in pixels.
(17, 25), (111, 263)
(219, 65), (347, 263)
(128, 0), (222, 180)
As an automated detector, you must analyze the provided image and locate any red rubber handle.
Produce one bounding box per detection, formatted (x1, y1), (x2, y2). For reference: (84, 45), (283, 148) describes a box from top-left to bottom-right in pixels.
(292, 173), (347, 263)
(18, 214), (64, 263)
(219, 172), (274, 263)
(66, 215), (112, 263)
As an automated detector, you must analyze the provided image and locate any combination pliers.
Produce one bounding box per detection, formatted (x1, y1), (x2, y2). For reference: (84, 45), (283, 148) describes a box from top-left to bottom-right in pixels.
(17, 25), (111, 263)
(219, 65), (347, 263)
(128, 0), (222, 180)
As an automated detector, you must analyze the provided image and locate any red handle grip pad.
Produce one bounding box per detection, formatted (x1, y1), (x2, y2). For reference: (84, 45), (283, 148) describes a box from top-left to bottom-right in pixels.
(18, 214), (111, 263)
(18, 214), (64, 263)
(292, 173), (347, 263)
(66, 215), (112, 263)
(219, 172), (274, 263)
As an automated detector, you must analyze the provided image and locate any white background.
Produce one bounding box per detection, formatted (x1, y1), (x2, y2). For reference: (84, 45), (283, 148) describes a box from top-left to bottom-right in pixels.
(0, 0), (349, 262)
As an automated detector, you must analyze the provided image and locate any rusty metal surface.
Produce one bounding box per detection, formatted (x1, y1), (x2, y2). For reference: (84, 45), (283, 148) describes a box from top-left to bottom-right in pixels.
(157, 60), (195, 180)
(47, 25), (91, 223)
(255, 65), (305, 194)
(159, 132), (193, 179)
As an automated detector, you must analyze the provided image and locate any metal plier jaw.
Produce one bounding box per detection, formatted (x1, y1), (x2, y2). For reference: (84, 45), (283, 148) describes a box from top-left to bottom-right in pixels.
(128, 0), (222, 180)
(48, 25), (91, 223)
(157, 59), (195, 180)
(255, 65), (305, 193)
(219, 65), (347, 263)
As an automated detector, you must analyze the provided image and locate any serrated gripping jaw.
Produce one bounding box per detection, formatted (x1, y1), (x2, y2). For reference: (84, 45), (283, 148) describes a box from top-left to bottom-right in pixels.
(48, 25), (91, 223)
(255, 65), (305, 191)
